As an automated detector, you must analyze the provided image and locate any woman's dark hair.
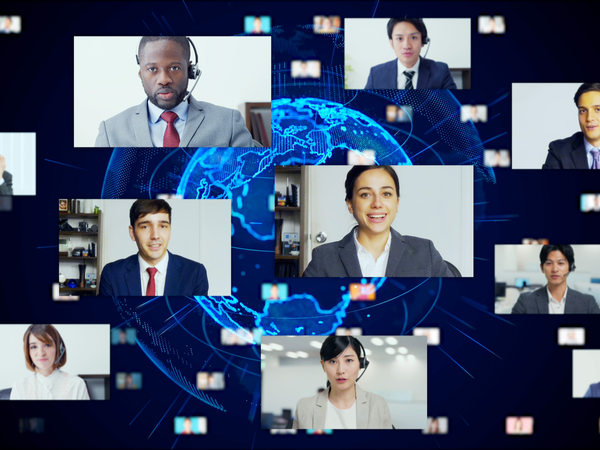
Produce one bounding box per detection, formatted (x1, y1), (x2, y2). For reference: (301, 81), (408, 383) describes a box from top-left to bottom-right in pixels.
(539, 244), (574, 271)
(344, 166), (400, 201)
(574, 83), (600, 106)
(320, 335), (363, 388)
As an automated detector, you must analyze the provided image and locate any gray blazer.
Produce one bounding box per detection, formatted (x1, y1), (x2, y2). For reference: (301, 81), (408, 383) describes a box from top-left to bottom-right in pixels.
(511, 286), (600, 314)
(292, 384), (393, 429)
(303, 227), (455, 277)
(94, 96), (256, 147)
(0, 171), (12, 196)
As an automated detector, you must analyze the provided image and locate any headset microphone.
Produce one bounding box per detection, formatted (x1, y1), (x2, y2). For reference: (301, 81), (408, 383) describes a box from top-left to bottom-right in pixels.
(353, 337), (370, 383)
(55, 342), (65, 365)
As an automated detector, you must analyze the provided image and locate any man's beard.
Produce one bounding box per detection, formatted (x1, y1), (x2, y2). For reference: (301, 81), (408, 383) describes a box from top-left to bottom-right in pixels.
(144, 86), (188, 110)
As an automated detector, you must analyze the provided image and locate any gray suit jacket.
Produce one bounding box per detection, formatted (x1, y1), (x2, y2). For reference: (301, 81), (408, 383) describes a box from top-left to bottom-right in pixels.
(292, 384), (392, 429)
(95, 96), (256, 147)
(0, 171), (13, 196)
(303, 227), (455, 277)
(511, 286), (600, 314)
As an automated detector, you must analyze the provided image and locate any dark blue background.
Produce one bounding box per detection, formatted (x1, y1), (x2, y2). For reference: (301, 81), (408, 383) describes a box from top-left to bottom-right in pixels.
(1, 1), (599, 449)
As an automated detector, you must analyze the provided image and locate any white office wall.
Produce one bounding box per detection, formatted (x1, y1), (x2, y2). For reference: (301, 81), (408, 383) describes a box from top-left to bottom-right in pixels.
(99, 199), (231, 295)
(0, 324), (110, 390)
(573, 350), (600, 398)
(512, 83), (583, 169)
(345, 18), (471, 89)
(0, 133), (36, 195)
(74, 36), (271, 147)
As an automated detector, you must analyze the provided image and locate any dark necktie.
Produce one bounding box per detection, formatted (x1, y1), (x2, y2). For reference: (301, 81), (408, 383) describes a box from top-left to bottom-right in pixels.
(160, 111), (180, 147)
(146, 267), (158, 296)
(591, 149), (600, 169)
(404, 70), (415, 90)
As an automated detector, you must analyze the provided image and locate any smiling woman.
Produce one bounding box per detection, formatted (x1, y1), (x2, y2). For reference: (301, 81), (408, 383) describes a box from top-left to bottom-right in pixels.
(292, 335), (392, 429)
(303, 165), (456, 277)
(10, 325), (90, 400)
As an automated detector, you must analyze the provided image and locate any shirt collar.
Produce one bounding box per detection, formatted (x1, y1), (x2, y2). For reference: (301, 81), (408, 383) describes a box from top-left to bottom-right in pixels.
(138, 251), (169, 275)
(397, 56), (420, 77)
(353, 228), (391, 258)
(147, 98), (189, 124)
(547, 285), (568, 304)
(584, 137), (598, 155)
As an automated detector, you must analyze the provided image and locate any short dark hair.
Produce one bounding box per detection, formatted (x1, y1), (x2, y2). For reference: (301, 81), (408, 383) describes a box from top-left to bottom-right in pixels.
(23, 324), (66, 372)
(574, 83), (600, 106)
(138, 36), (190, 62)
(320, 335), (364, 388)
(539, 245), (575, 270)
(386, 18), (428, 42)
(129, 199), (172, 227)
(345, 166), (400, 201)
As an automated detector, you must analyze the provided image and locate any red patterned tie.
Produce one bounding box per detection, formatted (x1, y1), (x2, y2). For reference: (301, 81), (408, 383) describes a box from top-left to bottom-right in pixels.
(146, 267), (158, 296)
(160, 111), (180, 147)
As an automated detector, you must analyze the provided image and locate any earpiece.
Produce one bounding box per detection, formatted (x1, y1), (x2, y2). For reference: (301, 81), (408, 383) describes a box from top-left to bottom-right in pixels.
(352, 336), (370, 382)
(55, 341), (65, 365)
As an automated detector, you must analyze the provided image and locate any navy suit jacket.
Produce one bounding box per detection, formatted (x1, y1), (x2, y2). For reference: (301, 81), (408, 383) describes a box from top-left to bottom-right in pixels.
(542, 132), (589, 169)
(511, 286), (600, 314)
(364, 57), (457, 90)
(584, 382), (600, 398)
(0, 171), (12, 196)
(303, 227), (455, 277)
(99, 252), (208, 297)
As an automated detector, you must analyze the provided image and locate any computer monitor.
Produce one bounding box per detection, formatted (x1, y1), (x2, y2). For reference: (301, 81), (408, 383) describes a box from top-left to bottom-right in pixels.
(495, 282), (506, 297)
(515, 278), (529, 288)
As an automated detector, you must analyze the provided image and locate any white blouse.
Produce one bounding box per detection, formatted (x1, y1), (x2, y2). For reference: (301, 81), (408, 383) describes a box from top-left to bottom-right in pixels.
(10, 369), (90, 400)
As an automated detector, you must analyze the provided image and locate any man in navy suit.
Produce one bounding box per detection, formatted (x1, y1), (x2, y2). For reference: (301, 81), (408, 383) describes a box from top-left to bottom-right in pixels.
(543, 83), (600, 169)
(99, 199), (208, 297)
(364, 18), (456, 90)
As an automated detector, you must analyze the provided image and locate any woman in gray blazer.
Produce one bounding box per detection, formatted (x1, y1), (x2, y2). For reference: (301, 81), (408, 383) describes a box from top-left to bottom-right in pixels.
(292, 335), (393, 429)
(303, 165), (454, 277)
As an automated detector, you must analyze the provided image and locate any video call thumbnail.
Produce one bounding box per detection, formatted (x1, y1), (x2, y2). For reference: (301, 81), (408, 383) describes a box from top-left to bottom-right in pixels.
(116, 372), (142, 390)
(173, 416), (207, 435)
(505, 416), (533, 435)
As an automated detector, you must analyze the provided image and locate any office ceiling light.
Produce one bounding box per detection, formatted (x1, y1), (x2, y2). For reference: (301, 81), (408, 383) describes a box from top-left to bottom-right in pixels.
(385, 337), (398, 345)
(370, 337), (384, 346)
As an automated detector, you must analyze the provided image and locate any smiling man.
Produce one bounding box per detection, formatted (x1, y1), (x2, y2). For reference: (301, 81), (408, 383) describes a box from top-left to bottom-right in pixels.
(99, 199), (208, 297)
(543, 83), (600, 169)
(94, 36), (256, 148)
(511, 245), (600, 314)
(364, 18), (456, 90)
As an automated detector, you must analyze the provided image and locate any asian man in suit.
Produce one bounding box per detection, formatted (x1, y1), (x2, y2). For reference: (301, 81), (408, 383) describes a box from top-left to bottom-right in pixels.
(543, 83), (600, 169)
(512, 245), (600, 314)
(99, 199), (209, 297)
(95, 36), (257, 148)
(364, 18), (457, 90)
(0, 154), (13, 196)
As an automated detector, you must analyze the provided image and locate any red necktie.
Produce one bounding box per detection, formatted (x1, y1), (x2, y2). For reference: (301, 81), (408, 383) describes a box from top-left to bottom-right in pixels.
(146, 267), (158, 296)
(160, 111), (180, 147)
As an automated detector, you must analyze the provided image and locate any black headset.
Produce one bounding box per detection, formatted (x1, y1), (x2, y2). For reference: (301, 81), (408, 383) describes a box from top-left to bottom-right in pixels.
(54, 330), (66, 365)
(351, 336), (370, 382)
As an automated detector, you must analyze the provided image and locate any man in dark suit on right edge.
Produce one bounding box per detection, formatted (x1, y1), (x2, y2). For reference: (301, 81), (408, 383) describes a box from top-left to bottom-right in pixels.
(512, 245), (600, 314)
(0, 154), (13, 196)
(364, 18), (456, 90)
(543, 83), (600, 169)
(99, 199), (209, 297)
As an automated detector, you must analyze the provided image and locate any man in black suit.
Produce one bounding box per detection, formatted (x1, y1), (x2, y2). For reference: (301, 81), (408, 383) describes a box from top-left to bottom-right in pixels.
(365, 18), (456, 90)
(543, 83), (600, 169)
(512, 245), (600, 314)
(0, 154), (13, 196)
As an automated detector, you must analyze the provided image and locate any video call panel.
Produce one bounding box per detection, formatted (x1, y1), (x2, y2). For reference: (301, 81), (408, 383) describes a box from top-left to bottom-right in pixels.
(1, 1), (600, 449)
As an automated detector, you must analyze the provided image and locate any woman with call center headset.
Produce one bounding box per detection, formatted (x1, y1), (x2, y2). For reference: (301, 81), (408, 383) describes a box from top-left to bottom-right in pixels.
(292, 335), (393, 429)
(303, 165), (456, 277)
(10, 324), (90, 400)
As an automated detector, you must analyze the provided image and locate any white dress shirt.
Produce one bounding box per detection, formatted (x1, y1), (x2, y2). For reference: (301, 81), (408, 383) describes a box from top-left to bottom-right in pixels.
(396, 57), (421, 89)
(547, 285), (567, 314)
(147, 100), (189, 147)
(324, 398), (357, 429)
(584, 138), (600, 169)
(139, 252), (169, 296)
(10, 369), (90, 400)
(353, 229), (391, 277)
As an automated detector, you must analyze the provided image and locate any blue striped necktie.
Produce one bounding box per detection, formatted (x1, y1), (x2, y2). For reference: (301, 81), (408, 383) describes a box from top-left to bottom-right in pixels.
(404, 70), (415, 90)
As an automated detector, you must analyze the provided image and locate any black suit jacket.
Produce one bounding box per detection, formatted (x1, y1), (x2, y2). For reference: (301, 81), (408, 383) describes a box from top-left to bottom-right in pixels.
(364, 57), (457, 90)
(542, 132), (589, 169)
(511, 286), (600, 314)
(99, 251), (209, 297)
(0, 171), (13, 196)
(303, 227), (455, 277)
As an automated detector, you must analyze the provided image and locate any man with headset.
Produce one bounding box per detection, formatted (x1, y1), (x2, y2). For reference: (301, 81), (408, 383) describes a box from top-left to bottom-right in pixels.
(0, 153), (13, 196)
(365, 18), (456, 90)
(94, 36), (257, 148)
(511, 245), (600, 314)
